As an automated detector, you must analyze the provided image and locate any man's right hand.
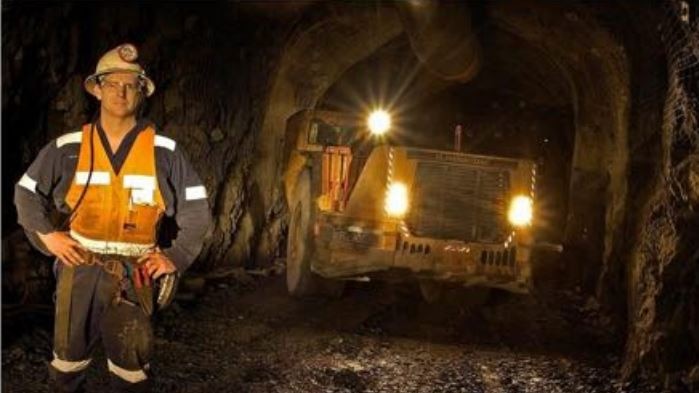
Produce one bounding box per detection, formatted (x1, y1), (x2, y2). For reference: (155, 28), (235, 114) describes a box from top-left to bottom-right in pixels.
(36, 231), (87, 267)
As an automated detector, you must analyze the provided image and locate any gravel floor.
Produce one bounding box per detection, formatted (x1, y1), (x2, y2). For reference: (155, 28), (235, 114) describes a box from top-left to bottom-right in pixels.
(2, 270), (662, 393)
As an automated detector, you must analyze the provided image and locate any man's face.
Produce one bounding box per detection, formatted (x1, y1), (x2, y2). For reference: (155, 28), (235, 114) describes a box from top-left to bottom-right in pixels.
(95, 72), (143, 119)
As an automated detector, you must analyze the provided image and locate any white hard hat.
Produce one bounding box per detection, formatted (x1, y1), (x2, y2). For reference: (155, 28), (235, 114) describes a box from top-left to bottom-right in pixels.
(84, 43), (155, 97)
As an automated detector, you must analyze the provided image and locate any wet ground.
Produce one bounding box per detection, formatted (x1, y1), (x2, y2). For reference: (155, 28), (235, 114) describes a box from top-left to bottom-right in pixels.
(2, 267), (661, 393)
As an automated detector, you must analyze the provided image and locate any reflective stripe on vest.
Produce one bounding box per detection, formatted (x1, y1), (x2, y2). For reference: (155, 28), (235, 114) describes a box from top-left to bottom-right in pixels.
(64, 123), (165, 253)
(70, 230), (154, 257)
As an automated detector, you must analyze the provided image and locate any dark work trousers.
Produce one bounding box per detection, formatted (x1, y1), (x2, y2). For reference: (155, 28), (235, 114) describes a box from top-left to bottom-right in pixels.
(49, 261), (153, 393)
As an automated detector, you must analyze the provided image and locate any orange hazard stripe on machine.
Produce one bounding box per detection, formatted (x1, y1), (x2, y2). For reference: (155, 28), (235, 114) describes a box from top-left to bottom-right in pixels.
(322, 146), (352, 211)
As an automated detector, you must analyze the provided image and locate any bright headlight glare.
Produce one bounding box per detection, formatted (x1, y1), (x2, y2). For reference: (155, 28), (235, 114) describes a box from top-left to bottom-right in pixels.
(385, 182), (409, 217)
(508, 195), (533, 227)
(368, 110), (391, 135)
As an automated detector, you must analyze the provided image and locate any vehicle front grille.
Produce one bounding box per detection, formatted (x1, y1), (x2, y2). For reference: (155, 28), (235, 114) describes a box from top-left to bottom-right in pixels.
(407, 162), (510, 242)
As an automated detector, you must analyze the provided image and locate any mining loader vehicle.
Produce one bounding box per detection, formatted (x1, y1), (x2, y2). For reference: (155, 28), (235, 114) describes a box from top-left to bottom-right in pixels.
(283, 109), (553, 301)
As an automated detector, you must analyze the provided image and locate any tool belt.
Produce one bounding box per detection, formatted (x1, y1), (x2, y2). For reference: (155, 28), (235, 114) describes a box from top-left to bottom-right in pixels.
(83, 252), (179, 316)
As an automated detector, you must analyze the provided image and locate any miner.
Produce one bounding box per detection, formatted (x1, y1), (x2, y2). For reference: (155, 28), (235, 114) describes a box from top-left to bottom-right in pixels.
(14, 43), (211, 392)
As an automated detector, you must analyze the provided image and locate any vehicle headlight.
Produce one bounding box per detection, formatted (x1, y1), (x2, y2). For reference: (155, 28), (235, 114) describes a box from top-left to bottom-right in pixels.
(508, 195), (533, 227)
(368, 110), (391, 135)
(385, 182), (409, 217)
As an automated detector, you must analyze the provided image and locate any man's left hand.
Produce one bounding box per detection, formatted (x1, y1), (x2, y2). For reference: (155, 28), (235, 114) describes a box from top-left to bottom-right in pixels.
(138, 249), (177, 279)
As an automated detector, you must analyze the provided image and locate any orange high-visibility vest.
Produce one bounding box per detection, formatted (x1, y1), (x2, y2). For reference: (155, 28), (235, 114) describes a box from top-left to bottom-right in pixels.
(64, 123), (165, 256)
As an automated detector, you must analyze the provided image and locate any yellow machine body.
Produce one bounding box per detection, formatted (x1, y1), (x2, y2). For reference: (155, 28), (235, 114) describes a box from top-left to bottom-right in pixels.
(284, 109), (537, 293)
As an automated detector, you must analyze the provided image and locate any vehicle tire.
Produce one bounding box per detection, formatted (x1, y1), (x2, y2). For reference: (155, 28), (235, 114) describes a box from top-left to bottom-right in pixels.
(286, 171), (344, 297)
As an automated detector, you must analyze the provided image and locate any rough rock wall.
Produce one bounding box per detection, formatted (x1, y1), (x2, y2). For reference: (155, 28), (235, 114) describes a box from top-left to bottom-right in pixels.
(624, 2), (699, 390)
(140, 6), (289, 270)
(590, 0), (667, 344)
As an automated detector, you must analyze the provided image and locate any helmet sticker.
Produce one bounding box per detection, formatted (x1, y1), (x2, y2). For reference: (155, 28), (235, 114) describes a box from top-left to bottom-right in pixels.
(118, 44), (138, 62)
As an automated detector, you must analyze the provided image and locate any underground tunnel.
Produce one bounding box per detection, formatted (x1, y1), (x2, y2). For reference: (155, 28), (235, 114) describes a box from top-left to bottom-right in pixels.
(1, 1), (698, 392)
